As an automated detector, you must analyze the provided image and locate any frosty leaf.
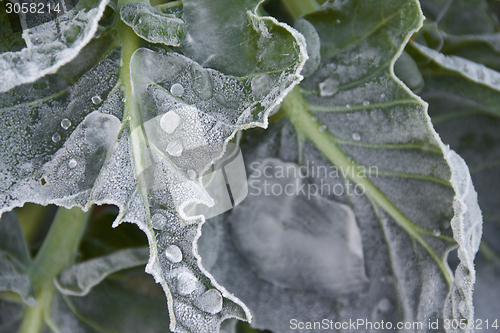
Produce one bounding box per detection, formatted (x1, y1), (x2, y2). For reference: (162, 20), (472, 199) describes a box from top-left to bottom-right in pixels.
(55, 247), (149, 296)
(0, 0), (307, 331)
(0, 211), (36, 306)
(120, 2), (187, 46)
(0, 0), (109, 93)
(48, 273), (171, 333)
(408, 40), (500, 327)
(416, 0), (500, 71)
(198, 0), (482, 332)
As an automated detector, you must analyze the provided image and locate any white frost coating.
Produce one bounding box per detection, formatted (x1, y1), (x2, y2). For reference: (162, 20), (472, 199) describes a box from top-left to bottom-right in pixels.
(0, 0), (109, 92)
(442, 148), (482, 330)
(389, 18), (483, 332)
(119, 2), (186, 46)
(129, 6), (308, 328)
(413, 42), (500, 91)
(54, 247), (149, 296)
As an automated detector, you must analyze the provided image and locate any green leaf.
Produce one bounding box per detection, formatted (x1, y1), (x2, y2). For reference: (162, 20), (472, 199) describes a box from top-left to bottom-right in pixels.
(55, 247), (149, 296)
(406, 0), (500, 323)
(120, 2), (187, 46)
(198, 0), (482, 331)
(0, 0), (307, 331)
(0, 211), (36, 306)
(0, 0), (110, 93)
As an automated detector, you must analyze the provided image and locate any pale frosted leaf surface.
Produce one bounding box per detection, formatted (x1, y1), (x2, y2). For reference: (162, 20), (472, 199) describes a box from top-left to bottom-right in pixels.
(0, 0), (307, 331)
(0, 0), (109, 93)
(0, 211), (36, 306)
(407, 3), (500, 324)
(55, 247), (149, 296)
(199, 0), (481, 332)
(120, 2), (187, 46)
(49, 273), (171, 333)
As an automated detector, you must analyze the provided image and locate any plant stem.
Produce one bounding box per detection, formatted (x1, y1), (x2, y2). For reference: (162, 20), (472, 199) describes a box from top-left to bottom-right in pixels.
(281, 0), (320, 20)
(281, 86), (453, 286)
(18, 207), (92, 333)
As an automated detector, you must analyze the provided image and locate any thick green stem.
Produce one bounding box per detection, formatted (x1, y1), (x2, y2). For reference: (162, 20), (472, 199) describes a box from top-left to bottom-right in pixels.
(18, 207), (92, 333)
(281, 87), (453, 286)
(281, 0), (320, 20)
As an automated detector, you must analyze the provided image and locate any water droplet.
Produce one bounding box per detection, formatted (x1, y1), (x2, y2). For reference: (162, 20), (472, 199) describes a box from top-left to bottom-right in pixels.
(68, 159), (77, 169)
(378, 298), (391, 313)
(166, 139), (183, 156)
(124, 116), (131, 121)
(170, 83), (184, 97)
(177, 271), (198, 295)
(138, 18), (143, 24)
(363, 100), (370, 106)
(319, 125), (326, 132)
(194, 289), (223, 314)
(345, 104), (350, 108)
(311, 116), (318, 122)
(187, 169), (196, 180)
(120, 86), (125, 92)
(91, 95), (102, 105)
(160, 111), (181, 134)
(60, 118), (71, 130)
(318, 78), (339, 97)
(151, 213), (167, 230)
(164, 245), (182, 263)
(51, 132), (61, 143)
(352, 133), (361, 141)
(433, 229), (441, 237)
(336, 19), (341, 24)
(192, 66), (213, 100)
(380, 93), (386, 98)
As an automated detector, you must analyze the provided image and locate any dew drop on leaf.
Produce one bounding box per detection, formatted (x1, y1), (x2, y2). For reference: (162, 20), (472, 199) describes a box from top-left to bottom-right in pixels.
(151, 213), (167, 230)
(336, 19), (341, 24)
(318, 78), (339, 97)
(381, 93), (386, 98)
(433, 229), (441, 236)
(194, 289), (223, 314)
(311, 116), (317, 122)
(160, 111), (181, 134)
(363, 100), (370, 106)
(60, 118), (71, 130)
(176, 271), (198, 295)
(187, 169), (196, 180)
(352, 133), (361, 141)
(51, 132), (61, 143)
(166, 138), (184, 156)
(170, 83), (184, 97)
(346, 104), (350, 108)
(377, 298), (391, 313)
(319, 125), (326, 132)
(91, 95), (102, 105)
(165, 245), (183, 263)
(68, 159), (77, 169)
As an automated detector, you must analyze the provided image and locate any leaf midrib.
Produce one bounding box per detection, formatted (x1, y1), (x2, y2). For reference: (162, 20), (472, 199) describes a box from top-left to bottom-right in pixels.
(282, 86), (454, 285)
